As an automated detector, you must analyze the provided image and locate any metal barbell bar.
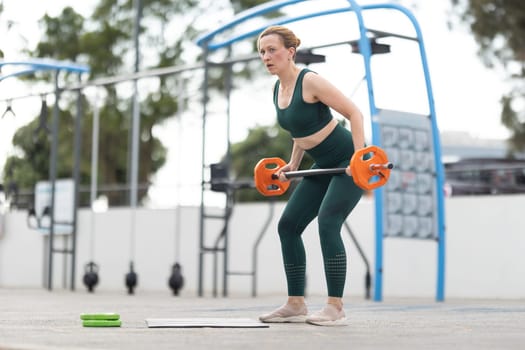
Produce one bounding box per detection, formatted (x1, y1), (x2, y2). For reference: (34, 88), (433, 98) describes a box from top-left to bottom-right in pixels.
(254, 145), (393, 196)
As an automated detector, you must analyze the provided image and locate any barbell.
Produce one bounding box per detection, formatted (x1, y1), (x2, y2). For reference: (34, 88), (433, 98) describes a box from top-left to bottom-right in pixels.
(254, 145), (393, 196)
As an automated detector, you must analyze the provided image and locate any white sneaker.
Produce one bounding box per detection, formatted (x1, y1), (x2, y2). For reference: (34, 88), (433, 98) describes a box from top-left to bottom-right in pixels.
(306, 304), (347, 326)
(259, 303), (308, 323)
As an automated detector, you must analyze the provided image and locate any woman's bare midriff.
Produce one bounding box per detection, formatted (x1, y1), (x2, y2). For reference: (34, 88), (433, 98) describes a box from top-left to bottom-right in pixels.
(293, 118), (338, 150)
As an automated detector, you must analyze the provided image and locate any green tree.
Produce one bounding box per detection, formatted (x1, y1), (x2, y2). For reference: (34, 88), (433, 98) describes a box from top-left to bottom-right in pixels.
(231, 123), (291, 202)
(2, 0), (274, 207)
(450, 0), (525, 155)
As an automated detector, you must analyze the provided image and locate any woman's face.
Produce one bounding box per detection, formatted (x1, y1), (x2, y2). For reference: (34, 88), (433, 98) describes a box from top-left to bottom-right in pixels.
(258, 34), (292, 75)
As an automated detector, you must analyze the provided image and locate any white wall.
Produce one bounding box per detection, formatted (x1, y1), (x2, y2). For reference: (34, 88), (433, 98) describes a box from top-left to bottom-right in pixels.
(1, 195), (524, 300)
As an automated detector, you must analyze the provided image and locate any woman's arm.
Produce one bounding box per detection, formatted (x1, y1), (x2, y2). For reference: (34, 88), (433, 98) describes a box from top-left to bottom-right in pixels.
(277, 141), (305, 182)
(303, 73), (366, 152)
(288, 141), (305, 170)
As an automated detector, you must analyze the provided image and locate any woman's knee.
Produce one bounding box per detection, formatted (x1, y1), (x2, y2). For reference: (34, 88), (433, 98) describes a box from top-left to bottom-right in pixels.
(278, 212), (307, 242)
(317, 212), (346, 247)
(278, 214), (295, 238)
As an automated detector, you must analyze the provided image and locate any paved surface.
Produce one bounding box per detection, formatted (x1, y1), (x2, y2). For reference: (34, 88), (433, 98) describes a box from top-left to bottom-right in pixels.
(0, 288), (524, 350)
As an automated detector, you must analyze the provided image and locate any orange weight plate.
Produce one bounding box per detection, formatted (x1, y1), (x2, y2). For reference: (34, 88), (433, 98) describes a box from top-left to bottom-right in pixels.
(350, 146), (391, 190)
(253, 157), (290, 196)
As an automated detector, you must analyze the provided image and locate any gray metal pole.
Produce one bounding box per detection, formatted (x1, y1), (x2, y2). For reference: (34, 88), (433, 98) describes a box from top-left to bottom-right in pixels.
(198, 46), (210, 297)
(174, 82), (183, 262)
(129, 0), (142, 264)
(129, 87), (139, 264)
(89, 93), (100, 261)
(47, 70), (60, 291)
(70, 73), (84, 290)
(130, 90), (140, 210)
(222, 56), (232, 297)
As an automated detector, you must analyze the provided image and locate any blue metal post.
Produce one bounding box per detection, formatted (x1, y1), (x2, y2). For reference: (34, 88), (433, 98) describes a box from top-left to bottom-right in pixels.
(371, 3), (447, 302)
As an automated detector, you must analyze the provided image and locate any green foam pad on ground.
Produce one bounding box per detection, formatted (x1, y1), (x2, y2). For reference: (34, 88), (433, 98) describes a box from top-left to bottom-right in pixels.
(80, 313), (120, 321)
(82, 319), (122, 327)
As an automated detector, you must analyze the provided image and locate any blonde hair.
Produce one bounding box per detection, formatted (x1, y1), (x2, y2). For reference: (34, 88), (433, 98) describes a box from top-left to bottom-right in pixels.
(257, 25), (301, 56)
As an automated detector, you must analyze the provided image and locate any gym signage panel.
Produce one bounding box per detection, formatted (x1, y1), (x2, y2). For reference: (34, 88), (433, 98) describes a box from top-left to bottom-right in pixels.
(376, 109), (438, 240)
(34, 178), (75, 235)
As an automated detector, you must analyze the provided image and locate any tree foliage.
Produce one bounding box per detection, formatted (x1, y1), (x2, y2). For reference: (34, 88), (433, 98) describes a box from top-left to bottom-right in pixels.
(2, 0), (274, 207)
(230, 123), (314, 202)
(450, 0), (525, 155)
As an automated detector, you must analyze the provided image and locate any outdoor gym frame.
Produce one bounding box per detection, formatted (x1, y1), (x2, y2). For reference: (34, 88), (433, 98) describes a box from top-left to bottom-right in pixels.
(0, 59), (90, 291)
(0, 0), (446, 300)
(196, 0), (446, 302)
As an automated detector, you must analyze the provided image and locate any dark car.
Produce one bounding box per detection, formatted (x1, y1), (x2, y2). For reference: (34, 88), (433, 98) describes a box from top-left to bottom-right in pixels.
(445, 158), (525, 196)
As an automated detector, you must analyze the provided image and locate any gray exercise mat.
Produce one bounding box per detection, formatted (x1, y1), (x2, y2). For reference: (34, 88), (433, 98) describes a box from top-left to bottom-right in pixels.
(145, 318), (269, 328)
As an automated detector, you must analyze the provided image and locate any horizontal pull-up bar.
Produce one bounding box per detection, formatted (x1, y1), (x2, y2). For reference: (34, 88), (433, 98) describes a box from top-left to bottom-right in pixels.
(195, 0), (306, 47)
(0, 62), (205, 102)
(0, 59), (90, 72)
(0, 59), (90, 82)
(367, 28), (418, 42)
(198, 6), (355, 51)
(0, 32), (406, 103)
(195, 1), (421, 52)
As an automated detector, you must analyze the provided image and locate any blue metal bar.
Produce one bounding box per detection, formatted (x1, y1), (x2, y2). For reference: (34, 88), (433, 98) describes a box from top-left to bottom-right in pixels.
(0, 59), (90, 82)
(336, 0), (386, 303)
(368, 3), (447, 302)
(195, 0), (306, 47)
(0, 68), (48, 82)
(205, 7), (354, 51)
(195, 2), (418, 52)
(0, 59), (90, 72)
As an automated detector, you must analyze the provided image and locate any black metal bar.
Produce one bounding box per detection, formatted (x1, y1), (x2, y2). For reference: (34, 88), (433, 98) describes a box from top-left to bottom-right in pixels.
(212, 243), (218, 298)
(279, 168), (347, 179)
(52, 248), (73, 254)
(252, 200), (274, 297)
(366, 28), (418, 42)
(62, 237), (68, 289)
(214, 211), (229, 297)
(201, 246), (225, 253)
(275, 162), (394, 179)
(222, 195), (231, 297)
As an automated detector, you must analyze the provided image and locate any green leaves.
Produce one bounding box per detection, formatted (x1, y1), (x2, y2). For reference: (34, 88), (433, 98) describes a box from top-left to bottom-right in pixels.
(2, 0), (276, 206)
(451, 0), (525, 155)
(230, 123), (313, 202)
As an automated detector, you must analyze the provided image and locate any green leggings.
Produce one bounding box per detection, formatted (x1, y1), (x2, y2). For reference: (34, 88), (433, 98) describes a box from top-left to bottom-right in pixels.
(278, 124), (363, 297)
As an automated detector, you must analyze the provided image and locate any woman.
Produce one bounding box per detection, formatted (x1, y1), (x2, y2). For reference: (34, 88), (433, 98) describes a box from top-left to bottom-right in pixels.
(257, 25), (367, 326)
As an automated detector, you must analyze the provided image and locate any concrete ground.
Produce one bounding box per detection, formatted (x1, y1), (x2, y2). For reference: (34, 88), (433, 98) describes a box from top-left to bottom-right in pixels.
(0, 288), (524, 350)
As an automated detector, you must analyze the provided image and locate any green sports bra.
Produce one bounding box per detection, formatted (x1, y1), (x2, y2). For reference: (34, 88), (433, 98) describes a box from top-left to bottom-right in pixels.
(274, 68), (333, 138)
